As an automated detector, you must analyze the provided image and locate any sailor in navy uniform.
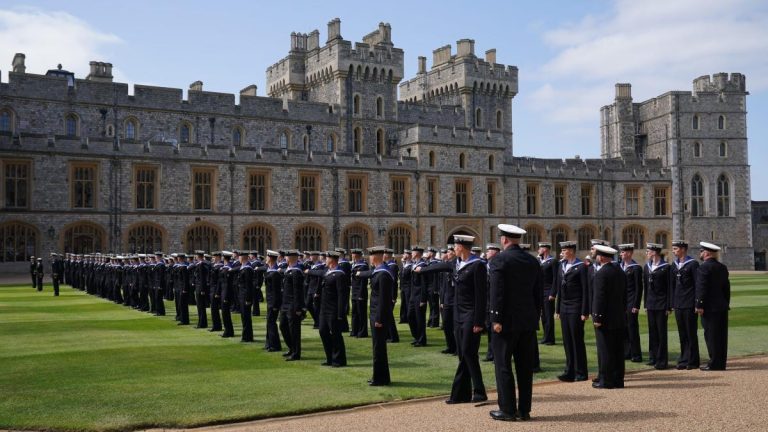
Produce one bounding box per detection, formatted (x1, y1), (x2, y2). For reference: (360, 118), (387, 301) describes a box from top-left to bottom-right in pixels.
(425, 247), (441, 328)
(336, 248), (352, 333)
(367, 246), (394, 386)
(671, 240), (700, 370)
(591, 245), (626, 389)
(30, 256), (37, 289)
(417, 246), (456, 354)
(153, 252), (167, 316)
(281, 250), (305, 361)
(618, 244), (643, 362)
(483, 244), (499, 361)
(384, 248), (400, 343)
(193, 250), (210, 329)
(237, 252), (255, 342)
(419, 235), (487, 404)
(51, 253), (63, 296)
(350, 249), (370, 338)
(538, 242), (558, 345)
(398, 249), (412, 324)
(317, 250), (348, 367)
(304, 251), (324, 329)
(488, 224), (541, 422)
(219, 252), (236, 338)
(249, 251), (263, 317)
(408, 246), (428, 346)
(644, 242), (672, 370)
(259, 250), (283, 351)
(696, 242), (731, 371)
(208, 252), (222, 330)
(35, 257), (44, 291)
(554, 241), (589, 382)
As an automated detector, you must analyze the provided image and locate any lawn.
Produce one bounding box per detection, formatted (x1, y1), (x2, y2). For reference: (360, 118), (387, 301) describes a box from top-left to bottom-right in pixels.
(1, 274), (767, 431)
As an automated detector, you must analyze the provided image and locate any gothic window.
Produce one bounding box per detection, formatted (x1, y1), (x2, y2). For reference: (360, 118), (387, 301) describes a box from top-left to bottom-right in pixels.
(279, 131), (289, 149)
(387, 225), (413, 255)
(625, 186), (640, 216)
(65, 113), (79, 137)
(233, 127), (244, 146)
(71, 163), (97, 209)
(717, 174), (730, 217)
(719, 141), (728, 157)
(353, 127), (362, 154)
(654, 186), (669, 216)
(192, 167), (215, 210)
(475, 108), (483, 128)
(248, 170), (269, 211)
(487, 180), (497, 215)
(526, 183), (539, 215)
(550, 226), (569, 255)
(376, 129), (385, 155)
(580, 184), (593, 216)
(691, 174), (705, 217)
(455, 179), (470, 214)
(496, 110), (503, 129)
(294, 224), (324, 251)
(342, 224), (370, 250)
(428, 151), (436, 168)
(391, 176), (408, 213)
(692, 114), (700, 130)
(621, 225), (645, 249)
(376, 97), (384, 118)
(63, 222), (105, 254)
(299, 172), (319, 212)
(180, 122), (192, 144)
(347, 174), (366, 213)
(522, 225), (542, 248)
(124, 118), (138, 140)
(718, 115), (726, 130)
(185, 223), (220, 254)
(0, 221), (37, 262)
(3, 160), (30, 209)
(427, 178), (437, 214)
(134, 165), (158, 210)
(488, 155), (495, 171)
(127, 224), (163, 253)
(655, 231), (669, 249)
(554, 184), (566, 216)
(577, 226), (596, 251)
(353, 94), (361, 115)
(326, 134), (337, 152)
(242, 224), (274, 253)
(694, 141), (702, 158)
(0, 109), (13, 133)
(459, 153), (466, 169)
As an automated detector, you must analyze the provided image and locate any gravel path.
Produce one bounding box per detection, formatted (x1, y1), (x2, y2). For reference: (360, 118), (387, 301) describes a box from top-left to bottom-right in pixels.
(159, 355), (767, 432)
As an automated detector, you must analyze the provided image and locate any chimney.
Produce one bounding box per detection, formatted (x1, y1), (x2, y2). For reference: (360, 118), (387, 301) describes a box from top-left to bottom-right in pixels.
(432, 45), (452, 68)
(190, 80), (203, 91)
(327, 18), (341, 43)
(12, 53), (25, 73)
(240, 85), (258, 97)
(307, 30), (320, 50)
(615, 83), (632, 99)
(418, 56), (426, 74)
(456, 39), (475, 57)
(86, 61), (113, 82)
(485, 49), (496, 64)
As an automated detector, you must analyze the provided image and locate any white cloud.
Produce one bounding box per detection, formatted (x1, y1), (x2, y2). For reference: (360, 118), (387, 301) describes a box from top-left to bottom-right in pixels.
(0, 8), (123, 81)
(528, 0), (768, 127)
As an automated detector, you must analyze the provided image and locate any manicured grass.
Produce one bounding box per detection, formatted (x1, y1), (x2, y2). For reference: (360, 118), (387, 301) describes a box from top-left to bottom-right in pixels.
(1, 274), (767, 431)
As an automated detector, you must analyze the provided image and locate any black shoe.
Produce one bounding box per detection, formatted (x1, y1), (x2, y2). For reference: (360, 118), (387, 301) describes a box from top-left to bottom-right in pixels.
(221, 333), (234, 338)
(282, 352), (292, 357)
(631, 358), (643, 363)
(471, 395), (488, 403)
(490, 410), (517, 421)
(519, 412), (531, 421)
(592, 382), (615, 389)
(368, 381), (388, 386)
(177, 322), (189, 326)
(445, 399), (467, 405)
(320, 362), (331, 366)
(646, 360), (656, 366)
(441, 349), (454, 354)
(208, 328), (222, 332)
(544, 342), (555, 346)
(574, 375), (588, 382)
(557, 374), (575, 382)
(592, 377), (600, 383)
(676, 364), (687, 370)
(331, 363), (345, 368)
(700, 365), (724, 371)
(687, 364), (700, 370)
(654, 364), (668, 370)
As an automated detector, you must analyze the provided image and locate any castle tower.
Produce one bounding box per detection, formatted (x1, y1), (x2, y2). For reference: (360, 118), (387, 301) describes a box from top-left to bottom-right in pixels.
(398, 40), (518, 153)
(600, 83), (636, 159)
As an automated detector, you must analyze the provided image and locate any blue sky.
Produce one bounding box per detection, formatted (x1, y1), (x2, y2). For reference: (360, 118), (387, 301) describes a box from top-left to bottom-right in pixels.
(2, 0), (766, 199)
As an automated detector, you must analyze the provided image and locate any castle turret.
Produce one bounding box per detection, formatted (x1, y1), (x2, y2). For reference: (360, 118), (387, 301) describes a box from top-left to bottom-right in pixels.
(600, 83), (636, 159)
(86, 61), (113, 82)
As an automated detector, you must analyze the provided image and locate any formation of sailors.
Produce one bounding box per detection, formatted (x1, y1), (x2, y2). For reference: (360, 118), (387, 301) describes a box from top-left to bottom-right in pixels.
(37, 225), (731, 421)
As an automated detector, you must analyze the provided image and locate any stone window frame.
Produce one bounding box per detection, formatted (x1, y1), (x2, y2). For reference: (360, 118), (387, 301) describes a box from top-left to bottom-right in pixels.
(326, 133), (338, 153)
(525, 182), (539, 216)
(621, 224), (646, 249)
(426, 176), (438, 214)
(692, 114), (700, 130)
(486, 179), (498, 215)
(554, 183), (567, 216)
(716, 173), (732, 217)
(718, 115), (727, 130)
(459, 152), (466, 169)
(375, 128), (385, 155)
(353, 126), (363, 154)
(522, 224), (543, 248)
(62, 221), (105, 255)
(653, 185), (670, 216)
(298, 170), (321, 213)
(428, 151), (436, 168)
(390, 175), (410, 214)
(654, 231), (669, 250)
(496, 110), (503, 130)
(353, 93), (362, 116)
(125, 222), (165, 253)
(375, 95), (384, 119)
(577, 225), (597, 251)
(550, 225), (571, 255)
(64, 112), (80, 137)
(580, 183), (594, 216)
(2, 159), (32, 210)
(179, 121), (194, 144)
(69, 161), (99, 210)
(342, 223), (372, 250)
(488, 154), (495, 171)
(278, 129), (291, 150)
(232, 125), (245, 147)
(246, 168), (271, 212)
(387, 224), (414, 255)
(184, 221), (222, 254)
(0, 107), (16, 134)
(693, 141), (702, 158)
(190, 165), (217, 211)
(346, 172), (368, 214)
(0, 220), (38, 262)
(690, 173), (707, 217)
(123, 116), (140, 141)
(455, 177), (472, 214)
(241, 223), (275, 252)
(133, 163), (160, 211)
(719, 141), (728, 158)
(475, 107), (483, 128)
(294, 223), (326, 251)
(624, 184), (642, 217)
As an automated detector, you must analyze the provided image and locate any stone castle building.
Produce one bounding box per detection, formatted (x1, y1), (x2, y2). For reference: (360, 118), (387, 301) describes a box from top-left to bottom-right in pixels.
(0, 19), (754, 271)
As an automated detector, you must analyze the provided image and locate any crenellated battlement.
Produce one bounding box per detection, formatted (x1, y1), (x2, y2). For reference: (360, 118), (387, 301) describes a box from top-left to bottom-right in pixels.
(693, 73), (746, 94)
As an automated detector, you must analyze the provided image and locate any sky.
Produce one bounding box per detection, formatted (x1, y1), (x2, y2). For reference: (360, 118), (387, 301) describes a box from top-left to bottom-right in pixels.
(1, 0), (767, 199)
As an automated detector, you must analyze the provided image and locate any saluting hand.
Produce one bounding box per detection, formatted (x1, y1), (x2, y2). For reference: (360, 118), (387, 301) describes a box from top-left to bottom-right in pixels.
(472, 325), (483, 334)
(580, 315), (587, 321)
(631, 308), (638, 314)
(374, 322), (383, 328)
(493, 323), (502, 333)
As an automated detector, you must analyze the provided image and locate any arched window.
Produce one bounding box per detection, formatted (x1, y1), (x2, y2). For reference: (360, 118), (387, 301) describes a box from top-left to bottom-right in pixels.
(719, 141), (728, 157)
(353, 127), (362, 154)
(459, 153), (466, 169)
(0, 109), (13, 133)
(718, 115), (726, 130)
(488, 155), (495, 171)
(184, 223), (220, 254)
(65, 113), (79, 137)
(376, 128), (385, 155)
(126, 223), (164, 253)
(428, 151), (436, 168)
(326, 134), (337, 152)
(124, 118), (138, 140)
(233, 127), (244, 146)
(279, 131), (289, 149)
(691, 174), (705, 217)
(387, 225), (413, 255)
(693, 141), (702, 158)
(180, 122), (192, 144)
(63, 222), (105, 254)
(302, 134), (309, 151)
(496, 110), (502, 129)
(342, 224), (371, 250)
(376, 97), (384, 118)
(294, 224), (324, 251)
(655, 231), (669, 249)
(692, 114), (700, 130)
(475, 108), (483, 128)
(0, 221), (37, 262)
(717, 174), (730, 217)
(106, 124), (115, 138)
(577, 226), (596, 251)
(621, 225), (646, 249)
(522, 225), (543, 248)
(550, 226), (570, 255)
(353, 94), (361, 115)
(242, 223), (274, 253)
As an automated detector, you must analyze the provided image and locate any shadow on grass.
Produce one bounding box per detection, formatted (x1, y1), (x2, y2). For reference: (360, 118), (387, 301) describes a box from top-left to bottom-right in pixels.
(535, 410), (678, 423)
